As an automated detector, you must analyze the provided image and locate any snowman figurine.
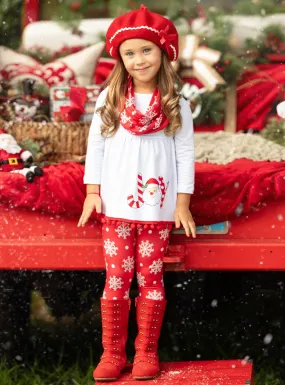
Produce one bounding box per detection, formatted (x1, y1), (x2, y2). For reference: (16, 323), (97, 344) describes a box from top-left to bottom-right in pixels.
(0, 129), (43, 183)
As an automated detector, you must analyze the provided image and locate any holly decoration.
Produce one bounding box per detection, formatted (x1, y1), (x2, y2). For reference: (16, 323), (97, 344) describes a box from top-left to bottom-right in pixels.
(245, 24), (285, 63)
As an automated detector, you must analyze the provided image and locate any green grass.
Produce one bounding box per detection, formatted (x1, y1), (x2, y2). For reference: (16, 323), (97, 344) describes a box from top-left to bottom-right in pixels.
(0, 361), (283, 385)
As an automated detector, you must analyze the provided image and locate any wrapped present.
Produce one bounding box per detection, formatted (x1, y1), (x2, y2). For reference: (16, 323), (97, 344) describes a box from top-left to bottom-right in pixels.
(178, 35), (226, 92)
(50, 85), (101, 122)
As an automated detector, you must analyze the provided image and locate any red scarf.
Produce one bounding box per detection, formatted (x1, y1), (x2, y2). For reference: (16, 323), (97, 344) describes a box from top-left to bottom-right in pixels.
(119, 78), (169, 135)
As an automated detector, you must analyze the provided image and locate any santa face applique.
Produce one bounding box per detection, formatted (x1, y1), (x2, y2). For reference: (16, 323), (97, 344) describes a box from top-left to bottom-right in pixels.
(127, 173), (169, 209)
(142, 178), (162, 206)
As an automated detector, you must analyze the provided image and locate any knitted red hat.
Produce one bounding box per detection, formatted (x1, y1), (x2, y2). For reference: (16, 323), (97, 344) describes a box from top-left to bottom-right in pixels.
(106, 4), (179, 62)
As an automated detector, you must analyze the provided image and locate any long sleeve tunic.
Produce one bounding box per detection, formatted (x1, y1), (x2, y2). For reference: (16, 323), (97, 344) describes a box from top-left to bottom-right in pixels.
(84, 87), (195, 225)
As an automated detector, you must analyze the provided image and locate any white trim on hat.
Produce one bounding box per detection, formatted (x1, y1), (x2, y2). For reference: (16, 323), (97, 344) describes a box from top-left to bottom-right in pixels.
(109, 26), (177, 60)
(109, 25), (160, 43)
(169, 44), (177, 61)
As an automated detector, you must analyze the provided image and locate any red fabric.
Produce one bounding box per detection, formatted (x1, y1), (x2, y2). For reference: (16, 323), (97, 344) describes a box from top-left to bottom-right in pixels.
(1, 160), (285, 225)
(0, 149), (23, 172)
(237, 64), (285, 132)
(102, 222), (171, 300)
(59, 86), (86, 122)
(106, 5), (179, 62)
(93, 58), (116, 84)
(120, 77), (168, 135)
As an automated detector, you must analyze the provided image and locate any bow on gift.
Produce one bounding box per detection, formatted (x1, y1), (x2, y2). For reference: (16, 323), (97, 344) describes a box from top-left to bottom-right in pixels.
(179, 35), (226, 92)
(60, 86), (86, 122)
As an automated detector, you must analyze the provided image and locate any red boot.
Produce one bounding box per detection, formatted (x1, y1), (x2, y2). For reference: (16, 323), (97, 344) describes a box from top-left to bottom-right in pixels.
(132, 298), (167, 380)
(93, 298), (131, 382)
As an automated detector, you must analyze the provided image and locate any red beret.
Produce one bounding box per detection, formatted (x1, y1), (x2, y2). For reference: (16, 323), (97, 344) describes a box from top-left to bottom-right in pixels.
(106, 5), (179, 62)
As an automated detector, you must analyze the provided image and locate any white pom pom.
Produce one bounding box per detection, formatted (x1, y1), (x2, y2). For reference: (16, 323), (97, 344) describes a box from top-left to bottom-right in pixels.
(276, 101), (285, 118)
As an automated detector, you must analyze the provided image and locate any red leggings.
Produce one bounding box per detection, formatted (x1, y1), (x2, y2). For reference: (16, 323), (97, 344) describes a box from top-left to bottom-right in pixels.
(102, 223), (172, 300)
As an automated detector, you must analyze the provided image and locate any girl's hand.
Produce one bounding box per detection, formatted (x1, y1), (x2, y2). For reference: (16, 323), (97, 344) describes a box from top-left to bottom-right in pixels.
(174, 205), (196, 238)
(77, 195), (102, 227)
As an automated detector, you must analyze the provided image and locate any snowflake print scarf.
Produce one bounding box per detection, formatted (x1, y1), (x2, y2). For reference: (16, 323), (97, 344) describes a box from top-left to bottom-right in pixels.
(120, 77), (169, 135)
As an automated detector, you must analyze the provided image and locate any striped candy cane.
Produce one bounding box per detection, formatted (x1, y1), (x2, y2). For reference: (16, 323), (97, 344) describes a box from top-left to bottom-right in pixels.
(127, 173), (144, 208)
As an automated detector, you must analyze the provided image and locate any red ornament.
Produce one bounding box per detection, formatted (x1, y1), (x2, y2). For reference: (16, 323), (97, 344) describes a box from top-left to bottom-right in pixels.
(131, 223), (136, 229)
(70, 2), (81, 11)
(144, 224), (148, 230)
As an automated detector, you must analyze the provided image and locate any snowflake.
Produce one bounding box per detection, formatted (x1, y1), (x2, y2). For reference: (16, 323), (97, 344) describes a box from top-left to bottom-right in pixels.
(138, 240), (154, 257)
(122, 256), (135, 272)
(154, 114), (163, 129)
(159, 227), (171, 241)
(102, 290), (107, 299)
(123, 290), (130, 300)
(137, 272), (146, 287)
(139, 109), (157, 126)
(146, 290), (164, 300)
(104, 239), (118, 257)
(121, 110), (131, 124)
(125, 94), (135, 108)
(105, 262), (108, 271)
(115, 223), (132, 239)
(108, 276), (124, 291)
(149, 259), (163, 274)
(161, 276), (164, 287)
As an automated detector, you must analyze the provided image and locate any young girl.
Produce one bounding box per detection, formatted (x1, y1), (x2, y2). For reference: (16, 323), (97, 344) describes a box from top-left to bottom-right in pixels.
(78, 4), (196, 382)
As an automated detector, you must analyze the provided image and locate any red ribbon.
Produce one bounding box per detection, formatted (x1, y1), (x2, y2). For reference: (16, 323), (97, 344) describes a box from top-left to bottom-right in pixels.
(158, 25), (177, 46)
(59, 86), (86, 122)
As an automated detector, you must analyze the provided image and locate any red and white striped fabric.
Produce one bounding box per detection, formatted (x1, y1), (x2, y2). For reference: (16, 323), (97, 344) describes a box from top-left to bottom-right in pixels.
(127, 173), (144, 208)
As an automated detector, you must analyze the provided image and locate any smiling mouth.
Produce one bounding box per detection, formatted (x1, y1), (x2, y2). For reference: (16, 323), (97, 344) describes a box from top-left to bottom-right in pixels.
(136, 67), (150, 71)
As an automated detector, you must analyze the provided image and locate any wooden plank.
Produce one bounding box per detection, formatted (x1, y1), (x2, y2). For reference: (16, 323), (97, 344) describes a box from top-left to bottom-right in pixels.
(95, 360), (253, 384)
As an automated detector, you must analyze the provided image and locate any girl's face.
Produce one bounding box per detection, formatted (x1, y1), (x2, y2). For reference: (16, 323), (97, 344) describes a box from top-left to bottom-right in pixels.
(119, 39), (162, 91)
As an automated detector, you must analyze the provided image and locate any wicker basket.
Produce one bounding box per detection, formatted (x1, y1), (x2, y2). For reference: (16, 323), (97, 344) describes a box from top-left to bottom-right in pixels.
(1, 118), (90, 163)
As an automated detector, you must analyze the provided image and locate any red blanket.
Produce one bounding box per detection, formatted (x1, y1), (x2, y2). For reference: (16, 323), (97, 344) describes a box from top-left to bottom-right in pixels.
(1, 160), (285, 225)
(237, 64), (285, 132)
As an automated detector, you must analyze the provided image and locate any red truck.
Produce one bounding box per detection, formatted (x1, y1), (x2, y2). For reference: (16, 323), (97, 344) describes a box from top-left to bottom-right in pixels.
(2, 196), (282, 383)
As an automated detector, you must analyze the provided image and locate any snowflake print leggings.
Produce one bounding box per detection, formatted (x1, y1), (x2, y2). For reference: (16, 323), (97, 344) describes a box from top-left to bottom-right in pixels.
(102, 222), (172, 301)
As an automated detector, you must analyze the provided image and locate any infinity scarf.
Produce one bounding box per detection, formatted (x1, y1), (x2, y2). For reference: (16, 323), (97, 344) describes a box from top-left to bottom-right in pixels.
(119, 78), (169, 135)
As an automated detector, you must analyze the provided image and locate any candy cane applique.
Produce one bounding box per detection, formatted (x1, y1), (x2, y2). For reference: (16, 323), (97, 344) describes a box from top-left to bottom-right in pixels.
(158, 176), (169, 208)
(127, 173), (144, 208)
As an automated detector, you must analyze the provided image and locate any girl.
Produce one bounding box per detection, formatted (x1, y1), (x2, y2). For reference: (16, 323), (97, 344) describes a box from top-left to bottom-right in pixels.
(78, 4), (196, 382)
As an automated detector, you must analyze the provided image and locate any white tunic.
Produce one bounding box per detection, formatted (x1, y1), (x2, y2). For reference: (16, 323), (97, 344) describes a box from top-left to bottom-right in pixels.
(84, 87), (195, 224)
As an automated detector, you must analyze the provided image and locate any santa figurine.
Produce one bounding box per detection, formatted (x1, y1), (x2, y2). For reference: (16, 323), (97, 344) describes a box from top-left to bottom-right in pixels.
(0, 128), (43, 183)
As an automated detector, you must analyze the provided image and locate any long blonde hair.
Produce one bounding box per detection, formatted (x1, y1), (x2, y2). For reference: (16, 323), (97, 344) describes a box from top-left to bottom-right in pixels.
(97, 52), (183, 137)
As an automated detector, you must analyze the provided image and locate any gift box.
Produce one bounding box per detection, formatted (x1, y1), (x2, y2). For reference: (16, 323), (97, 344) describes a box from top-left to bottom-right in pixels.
(50, 85), (101, 122)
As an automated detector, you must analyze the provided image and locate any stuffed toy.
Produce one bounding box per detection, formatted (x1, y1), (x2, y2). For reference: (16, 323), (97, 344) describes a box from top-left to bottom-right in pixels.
(0, 128), (43, 182)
